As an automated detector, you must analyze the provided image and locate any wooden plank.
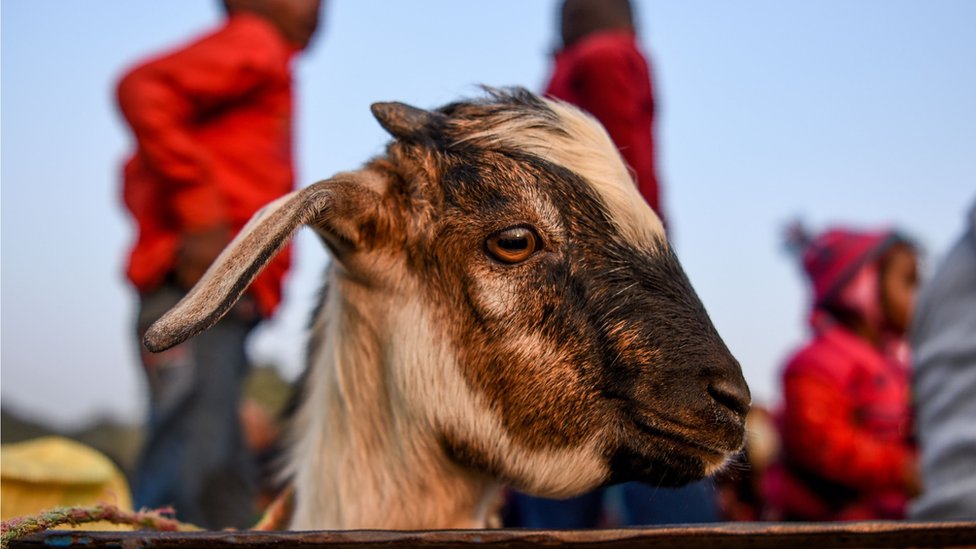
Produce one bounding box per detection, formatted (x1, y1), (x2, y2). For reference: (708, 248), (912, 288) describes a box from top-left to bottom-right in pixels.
(10, 521), (976, 548)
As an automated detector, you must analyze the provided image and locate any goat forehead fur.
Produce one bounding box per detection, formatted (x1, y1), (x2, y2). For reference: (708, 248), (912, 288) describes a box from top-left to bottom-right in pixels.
(441, 89), (664, 246)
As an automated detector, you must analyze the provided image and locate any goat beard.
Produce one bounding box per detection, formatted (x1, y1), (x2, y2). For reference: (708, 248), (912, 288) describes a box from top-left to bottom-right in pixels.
(605, 442), (710, 488)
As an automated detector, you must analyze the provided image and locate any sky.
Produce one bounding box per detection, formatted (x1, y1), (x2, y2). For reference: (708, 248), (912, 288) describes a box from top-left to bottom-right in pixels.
(1, 1), (974, 429)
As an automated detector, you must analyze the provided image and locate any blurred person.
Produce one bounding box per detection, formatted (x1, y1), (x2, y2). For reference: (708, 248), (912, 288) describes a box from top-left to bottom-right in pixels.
(240, 397), (285, 512)
(764, 223), (920, 521)
(507, 0), (722, 527)
(910, 202), (976, 520)
(117, 0), (322, 528)
(544, 0), (666, 225)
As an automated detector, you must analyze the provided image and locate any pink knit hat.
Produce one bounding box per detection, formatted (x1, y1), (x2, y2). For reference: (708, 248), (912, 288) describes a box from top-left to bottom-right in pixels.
(786, 222), (905, 311)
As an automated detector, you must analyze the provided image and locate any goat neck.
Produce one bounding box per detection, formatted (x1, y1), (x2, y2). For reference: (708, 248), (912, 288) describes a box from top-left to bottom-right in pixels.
(286, 267), (501, 529)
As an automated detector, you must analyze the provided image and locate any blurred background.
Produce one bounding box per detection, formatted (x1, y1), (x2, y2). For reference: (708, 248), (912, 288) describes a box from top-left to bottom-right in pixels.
(1, 0), (974, 473)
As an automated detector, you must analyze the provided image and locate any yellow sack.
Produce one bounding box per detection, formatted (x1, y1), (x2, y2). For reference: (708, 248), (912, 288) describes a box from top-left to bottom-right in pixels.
(1, 436), (132, 530)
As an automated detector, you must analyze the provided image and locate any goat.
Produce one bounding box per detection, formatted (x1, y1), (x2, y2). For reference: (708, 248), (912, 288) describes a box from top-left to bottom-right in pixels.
(144, 88), (750, 530)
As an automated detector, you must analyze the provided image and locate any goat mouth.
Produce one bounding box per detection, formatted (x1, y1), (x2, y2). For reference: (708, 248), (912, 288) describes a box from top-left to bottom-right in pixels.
(626, 405), (745, 457)
(630, 418), (727, 460)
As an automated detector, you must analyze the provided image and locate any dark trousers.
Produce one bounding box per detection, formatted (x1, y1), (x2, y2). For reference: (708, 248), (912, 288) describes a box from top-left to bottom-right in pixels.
(508, 480), (720, 528)
(133, 282), (260, 529)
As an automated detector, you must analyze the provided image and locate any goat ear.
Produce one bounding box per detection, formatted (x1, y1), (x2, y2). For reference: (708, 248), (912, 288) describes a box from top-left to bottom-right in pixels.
(143, 173), (380, 353)
(371, 101), (445, 141)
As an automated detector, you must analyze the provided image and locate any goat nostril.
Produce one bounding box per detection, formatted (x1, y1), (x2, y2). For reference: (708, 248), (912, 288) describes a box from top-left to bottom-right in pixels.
(707, 380), (751, 416)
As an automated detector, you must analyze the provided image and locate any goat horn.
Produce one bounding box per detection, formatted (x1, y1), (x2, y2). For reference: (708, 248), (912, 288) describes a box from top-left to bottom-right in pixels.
(371, 101), (441, 141)
(143, 175), (373, 352)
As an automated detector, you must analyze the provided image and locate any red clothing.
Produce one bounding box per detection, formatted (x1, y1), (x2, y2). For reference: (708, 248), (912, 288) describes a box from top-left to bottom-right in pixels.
(765, 314), (914, 520)
(545, 30), (664, 223)
(118, 14), (296, 316)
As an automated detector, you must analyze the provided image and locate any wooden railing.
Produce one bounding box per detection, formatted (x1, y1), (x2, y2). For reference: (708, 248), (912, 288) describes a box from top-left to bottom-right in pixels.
(10, 521), (976, 548)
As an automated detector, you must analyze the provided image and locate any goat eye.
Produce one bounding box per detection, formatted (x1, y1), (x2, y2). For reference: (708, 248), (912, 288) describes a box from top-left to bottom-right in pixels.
(486, 226), (539, 264)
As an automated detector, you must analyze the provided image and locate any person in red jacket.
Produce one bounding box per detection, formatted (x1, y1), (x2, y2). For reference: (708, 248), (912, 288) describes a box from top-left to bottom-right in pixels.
(764, 223), (921, 521)
(544, 0), (665, 225)
(117, 0), (321, 528)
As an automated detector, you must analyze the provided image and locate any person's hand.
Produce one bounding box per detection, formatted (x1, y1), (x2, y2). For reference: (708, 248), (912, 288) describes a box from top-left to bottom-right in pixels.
(175, 225), (230, 289)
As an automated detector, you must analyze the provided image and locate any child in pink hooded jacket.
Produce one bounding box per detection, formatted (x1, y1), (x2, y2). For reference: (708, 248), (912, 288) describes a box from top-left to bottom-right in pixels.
(764, 224), (921, 520)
